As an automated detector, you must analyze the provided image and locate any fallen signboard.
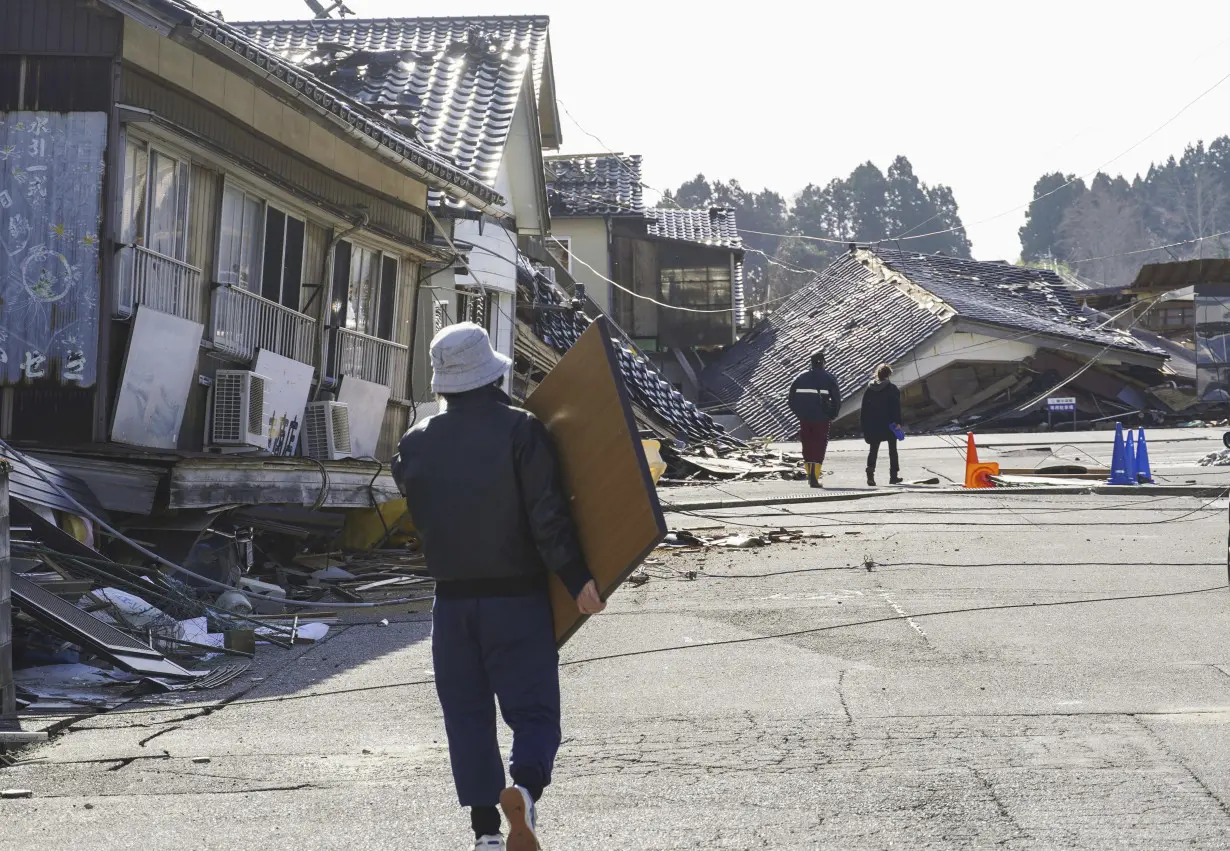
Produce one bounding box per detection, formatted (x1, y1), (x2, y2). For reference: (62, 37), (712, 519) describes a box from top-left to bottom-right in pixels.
(524, 318), (668, 646)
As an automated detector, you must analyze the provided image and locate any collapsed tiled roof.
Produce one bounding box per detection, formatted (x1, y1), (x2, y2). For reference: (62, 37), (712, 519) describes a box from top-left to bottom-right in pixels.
(869, 249), (1161, 352)
(516, 258), (726, 444)
(109, 1), (504, 208)
(546, 154), (645, 216)
(702, 248), (1166, 438)
(646, 207), (743, 250)
(237, 17), (550, 198)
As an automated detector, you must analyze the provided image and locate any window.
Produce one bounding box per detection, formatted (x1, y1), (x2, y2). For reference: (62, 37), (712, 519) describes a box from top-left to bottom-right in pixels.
(121, 138), (190, 261)
(216, 184), (265, 289)
(548, 236), (572, 272)
(260, 207), (306, 311)
(330, 240), (400, 338)
(457, 285), (494, 333)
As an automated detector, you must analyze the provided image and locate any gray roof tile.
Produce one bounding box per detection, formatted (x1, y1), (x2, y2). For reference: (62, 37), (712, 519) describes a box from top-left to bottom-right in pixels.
(646, 207), (743, 250)
(546, 153), (644, 216)
(236, 17), (549, 198)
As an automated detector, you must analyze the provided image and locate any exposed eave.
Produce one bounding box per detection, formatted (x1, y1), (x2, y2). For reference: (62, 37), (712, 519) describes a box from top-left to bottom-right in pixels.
(100, 0), (509, 217)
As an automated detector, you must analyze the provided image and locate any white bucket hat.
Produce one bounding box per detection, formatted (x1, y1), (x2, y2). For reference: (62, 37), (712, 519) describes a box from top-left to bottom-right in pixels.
(430, 322), (512, 394)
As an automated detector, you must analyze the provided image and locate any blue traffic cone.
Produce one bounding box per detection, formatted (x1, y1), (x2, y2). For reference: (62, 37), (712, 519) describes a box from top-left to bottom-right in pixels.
(1107, 422), (1134, 485)
(1124, 432), (1138, 485)
(1136, 428), (1153, 484)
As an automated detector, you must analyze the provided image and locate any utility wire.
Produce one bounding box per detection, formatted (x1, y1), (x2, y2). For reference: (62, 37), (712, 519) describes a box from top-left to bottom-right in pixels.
(53, 583), (1228, 719)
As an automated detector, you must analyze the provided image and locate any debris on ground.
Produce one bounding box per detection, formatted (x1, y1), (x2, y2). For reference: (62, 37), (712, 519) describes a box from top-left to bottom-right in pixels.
(1, 439), (436, 724)
(1198, 449), (1230, 466)
(657, 528), (806, 551)
(658, 441), (807, 484)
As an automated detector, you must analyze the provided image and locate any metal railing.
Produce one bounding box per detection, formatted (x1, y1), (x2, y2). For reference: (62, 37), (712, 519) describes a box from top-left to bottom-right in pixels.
(115, 245), (205, 323)
(333, 327), (410, 402)
(211, 286), (318, 365)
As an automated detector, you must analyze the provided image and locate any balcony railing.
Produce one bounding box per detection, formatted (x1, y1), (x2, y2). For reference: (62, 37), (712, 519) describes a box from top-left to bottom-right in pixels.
(333, 327), (409, 402)
(115, 245), (204, 323)
(211, 286), (318, 366)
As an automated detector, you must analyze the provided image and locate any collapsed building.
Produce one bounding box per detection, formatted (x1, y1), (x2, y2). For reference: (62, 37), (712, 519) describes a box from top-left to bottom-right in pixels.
(702, 247), (1189, 436)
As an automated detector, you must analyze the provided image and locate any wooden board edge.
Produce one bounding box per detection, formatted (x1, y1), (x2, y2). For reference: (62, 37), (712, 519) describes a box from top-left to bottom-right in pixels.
(554, 318), (669, 649)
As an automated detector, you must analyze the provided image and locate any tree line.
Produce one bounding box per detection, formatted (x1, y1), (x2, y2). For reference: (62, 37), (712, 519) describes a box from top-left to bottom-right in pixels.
(1019, 138), (1230, 288)
(662, 155), (972, 310)
(667, 138), (1230, 311)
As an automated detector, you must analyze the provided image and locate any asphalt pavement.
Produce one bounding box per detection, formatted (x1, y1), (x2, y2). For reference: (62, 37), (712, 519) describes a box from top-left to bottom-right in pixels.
(2, 428), (1229, 849)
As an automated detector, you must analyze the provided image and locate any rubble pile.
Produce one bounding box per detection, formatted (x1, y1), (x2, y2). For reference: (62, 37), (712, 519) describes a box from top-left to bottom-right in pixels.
(659, 441), (807, 483)
(5, 454), (430, 716)
(1198, 449), (1230, 467)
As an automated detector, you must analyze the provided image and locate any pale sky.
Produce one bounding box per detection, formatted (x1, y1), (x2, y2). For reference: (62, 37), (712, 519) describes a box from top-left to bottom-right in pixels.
(210, 0), (1230, 262)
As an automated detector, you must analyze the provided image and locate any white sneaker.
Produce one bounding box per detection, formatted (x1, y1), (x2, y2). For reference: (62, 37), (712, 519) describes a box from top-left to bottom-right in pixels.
(474, 836), (505, 851)
(499, 786), (540, 851)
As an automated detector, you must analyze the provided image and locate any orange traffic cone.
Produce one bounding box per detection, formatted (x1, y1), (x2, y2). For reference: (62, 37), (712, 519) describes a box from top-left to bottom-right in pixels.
(964, 432), (999, 489)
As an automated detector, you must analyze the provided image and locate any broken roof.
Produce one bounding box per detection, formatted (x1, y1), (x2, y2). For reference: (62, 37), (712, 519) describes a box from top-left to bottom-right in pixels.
(546, 153), (645, 216)
(516, 258), (726, 444)
(108, 0), (503, 210)
(236, 16), (554, 199)
(703, 248), (1166, 438)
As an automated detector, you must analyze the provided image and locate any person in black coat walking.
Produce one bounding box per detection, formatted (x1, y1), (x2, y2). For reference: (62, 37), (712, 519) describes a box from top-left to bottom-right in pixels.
(861, 363), (903, 486)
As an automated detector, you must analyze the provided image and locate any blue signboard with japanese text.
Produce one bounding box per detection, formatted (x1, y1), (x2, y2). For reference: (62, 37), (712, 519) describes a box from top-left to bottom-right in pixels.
(0, 112), (106, 387)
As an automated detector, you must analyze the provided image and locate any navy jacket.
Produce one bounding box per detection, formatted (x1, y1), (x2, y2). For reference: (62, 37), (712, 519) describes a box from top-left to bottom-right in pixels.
(788, 368), (842, 423)
(860, 380), (902, 442)
(392, 386), (592, 598)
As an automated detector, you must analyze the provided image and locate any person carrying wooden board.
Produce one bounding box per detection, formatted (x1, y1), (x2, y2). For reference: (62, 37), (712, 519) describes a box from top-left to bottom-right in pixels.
(392, 322), (606, 851)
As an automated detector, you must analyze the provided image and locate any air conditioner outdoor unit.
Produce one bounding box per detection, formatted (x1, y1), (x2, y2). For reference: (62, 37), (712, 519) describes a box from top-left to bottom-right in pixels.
(212, 370), (268, 448)
(303, 401), (352, 461)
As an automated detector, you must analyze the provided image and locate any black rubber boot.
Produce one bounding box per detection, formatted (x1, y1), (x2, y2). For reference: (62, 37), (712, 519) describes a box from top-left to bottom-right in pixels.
(866, 470), (876, 487)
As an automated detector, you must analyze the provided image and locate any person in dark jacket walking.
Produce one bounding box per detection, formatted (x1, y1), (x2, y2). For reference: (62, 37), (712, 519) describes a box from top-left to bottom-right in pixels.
(861, 363), (904, 486)
(392, 323), (605, 851)
(787, 351), (842, 488)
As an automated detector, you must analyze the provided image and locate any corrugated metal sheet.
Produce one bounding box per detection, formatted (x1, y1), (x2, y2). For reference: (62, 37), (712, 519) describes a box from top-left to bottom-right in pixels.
(0, 0), (123, 56)
(122, 69), (426, 247)
(0, 111), (108, 388)
(0, 441), (107, 519)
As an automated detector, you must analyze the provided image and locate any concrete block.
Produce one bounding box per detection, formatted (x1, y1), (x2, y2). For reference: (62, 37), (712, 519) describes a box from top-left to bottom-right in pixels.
(122, 20), (161, 72)
(191, 53), (226, 107)
(307, 121), (337, 171)
(281, 104), (311, 155)
(158, 37), (195, 91)
(252, 90), (283, 142)
(222, 70), (256, 127)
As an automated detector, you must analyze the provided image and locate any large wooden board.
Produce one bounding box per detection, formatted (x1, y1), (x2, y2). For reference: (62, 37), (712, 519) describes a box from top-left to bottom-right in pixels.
(524, 318), (668, 646)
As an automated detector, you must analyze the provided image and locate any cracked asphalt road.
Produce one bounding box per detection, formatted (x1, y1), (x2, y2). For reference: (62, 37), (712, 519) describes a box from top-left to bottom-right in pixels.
(2, 430), (1230, 849)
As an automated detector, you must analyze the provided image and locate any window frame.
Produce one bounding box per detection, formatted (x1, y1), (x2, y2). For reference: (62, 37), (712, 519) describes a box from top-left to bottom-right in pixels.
(330, 238), (401, 340)
(121, 134), (192, 263)
(260, 203), (307, 312)
(548, 236), (572, 273)
(215, 180), (267, 291)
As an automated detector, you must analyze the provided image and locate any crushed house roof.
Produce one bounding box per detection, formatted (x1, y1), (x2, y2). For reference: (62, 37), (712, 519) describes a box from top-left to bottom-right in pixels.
(111, 0), (504, 209)
(546, 154), (645, 216)
(703, 248), (1166, 438)
(236, 16), (552, 203)
(516, 259), (726, 444)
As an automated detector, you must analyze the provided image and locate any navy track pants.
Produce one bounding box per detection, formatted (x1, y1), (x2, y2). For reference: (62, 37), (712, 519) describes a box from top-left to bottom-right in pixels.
(432, 592), (561, 807)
